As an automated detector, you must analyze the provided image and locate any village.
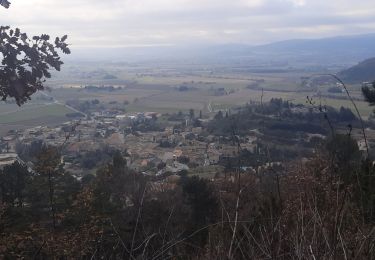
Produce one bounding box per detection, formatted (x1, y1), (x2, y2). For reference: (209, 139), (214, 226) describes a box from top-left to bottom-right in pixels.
(1, 93), (373, 183)
(0, 108), (273, 180)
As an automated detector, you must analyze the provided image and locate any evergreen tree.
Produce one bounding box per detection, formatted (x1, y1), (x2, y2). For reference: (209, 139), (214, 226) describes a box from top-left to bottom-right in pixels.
(362, 81), (375, 105)
(0, 162), (31, 207)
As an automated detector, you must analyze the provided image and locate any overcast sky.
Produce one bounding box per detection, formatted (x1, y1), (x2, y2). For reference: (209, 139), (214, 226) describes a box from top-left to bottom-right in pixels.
(1, 0), (375, 48)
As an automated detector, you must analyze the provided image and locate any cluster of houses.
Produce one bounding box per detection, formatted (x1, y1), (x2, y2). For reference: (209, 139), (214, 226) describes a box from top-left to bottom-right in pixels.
(0, 109), (288, 180)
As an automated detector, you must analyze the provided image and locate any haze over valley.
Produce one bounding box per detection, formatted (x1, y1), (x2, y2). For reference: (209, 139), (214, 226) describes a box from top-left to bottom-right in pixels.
(1, 1), (375, 259)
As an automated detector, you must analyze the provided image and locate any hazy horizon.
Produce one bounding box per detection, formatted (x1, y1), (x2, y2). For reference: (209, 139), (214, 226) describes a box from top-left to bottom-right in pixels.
(1, 0), (375, 49)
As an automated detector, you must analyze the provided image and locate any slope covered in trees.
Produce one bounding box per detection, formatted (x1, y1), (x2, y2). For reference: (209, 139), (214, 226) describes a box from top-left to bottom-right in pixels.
(0, 140), (374, 259)
(338, 57), (375, 83)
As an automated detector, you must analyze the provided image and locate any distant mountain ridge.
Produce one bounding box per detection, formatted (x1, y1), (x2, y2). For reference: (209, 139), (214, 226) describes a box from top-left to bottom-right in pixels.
(69, 33), (375, 66)
(249, 33), (375, 66)
(338, 57), (375, 83)
(253, 33), (375, 53)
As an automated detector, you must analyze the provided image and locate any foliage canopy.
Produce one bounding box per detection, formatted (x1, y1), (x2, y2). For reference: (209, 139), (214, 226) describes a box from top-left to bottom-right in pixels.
(0, 26), (70, 105)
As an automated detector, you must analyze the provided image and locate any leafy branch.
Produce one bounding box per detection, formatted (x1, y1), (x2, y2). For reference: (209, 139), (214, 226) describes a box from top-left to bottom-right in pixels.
(0, 26), (70, 105)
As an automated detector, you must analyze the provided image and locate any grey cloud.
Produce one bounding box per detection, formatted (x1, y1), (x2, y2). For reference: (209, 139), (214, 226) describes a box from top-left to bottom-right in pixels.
(0, 0), (374, 48)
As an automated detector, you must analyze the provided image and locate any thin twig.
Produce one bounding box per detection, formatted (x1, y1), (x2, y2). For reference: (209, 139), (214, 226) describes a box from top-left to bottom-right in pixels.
(312, 74), (369, 157)
(228, 188), (243, 259)
(130, 183), (147, 258)
(32, 240), (46, 259)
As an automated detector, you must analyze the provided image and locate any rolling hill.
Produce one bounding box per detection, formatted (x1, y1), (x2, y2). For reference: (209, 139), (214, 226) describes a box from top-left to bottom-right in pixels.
(338, 57), (375, 83)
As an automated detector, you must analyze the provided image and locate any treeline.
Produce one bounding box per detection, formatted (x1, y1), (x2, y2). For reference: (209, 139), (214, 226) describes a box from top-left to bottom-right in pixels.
(208, 98), (358, 136)
(66, 99), (104, 114)
(84, 85), (122, 92)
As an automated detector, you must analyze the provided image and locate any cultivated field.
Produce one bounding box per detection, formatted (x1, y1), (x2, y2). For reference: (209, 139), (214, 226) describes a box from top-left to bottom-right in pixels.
(0, 103), (74, 136)
(50, 62), (371, 113)
(0, 61), (372, 136)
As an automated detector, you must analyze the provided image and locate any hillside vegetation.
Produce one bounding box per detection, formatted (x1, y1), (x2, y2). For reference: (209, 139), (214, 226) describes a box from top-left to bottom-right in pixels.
(339, 57), (375, 83)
